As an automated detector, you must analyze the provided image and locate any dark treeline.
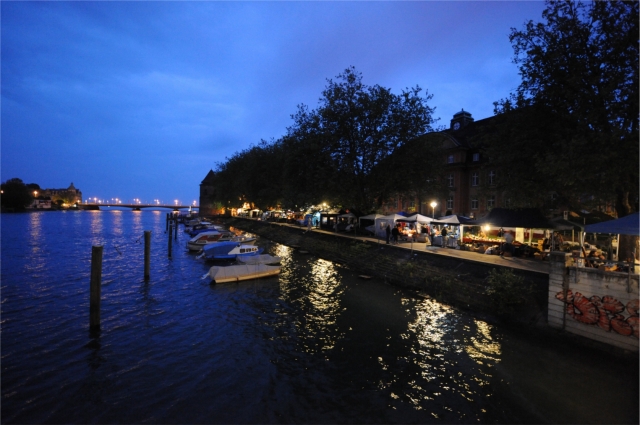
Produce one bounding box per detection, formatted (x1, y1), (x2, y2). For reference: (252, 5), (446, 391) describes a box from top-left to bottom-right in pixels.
(1, 178), (42, 211)
(208, 67), (447, 213)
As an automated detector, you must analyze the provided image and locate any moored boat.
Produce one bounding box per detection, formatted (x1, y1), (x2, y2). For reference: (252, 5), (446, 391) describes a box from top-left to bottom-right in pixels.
(186, 231), (256, 251)
(203, 264), (281, 284)
(236, 254), (282, 265)
(198, 241), (263, 260)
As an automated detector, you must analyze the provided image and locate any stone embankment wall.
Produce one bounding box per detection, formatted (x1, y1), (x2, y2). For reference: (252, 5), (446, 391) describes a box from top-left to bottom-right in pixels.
(549, 252), (639, 352)
(223, 217), (549, 325)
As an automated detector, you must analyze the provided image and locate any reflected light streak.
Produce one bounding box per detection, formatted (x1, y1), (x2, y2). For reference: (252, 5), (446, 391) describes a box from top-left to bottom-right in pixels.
(464, 319), (501, 364)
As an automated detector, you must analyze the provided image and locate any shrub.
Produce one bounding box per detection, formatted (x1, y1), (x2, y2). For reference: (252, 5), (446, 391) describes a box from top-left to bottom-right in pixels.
(484, 268), (533, 317)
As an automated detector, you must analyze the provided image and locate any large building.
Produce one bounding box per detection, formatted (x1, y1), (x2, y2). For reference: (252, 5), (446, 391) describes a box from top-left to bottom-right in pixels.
(41, 182), (83, 205)
(386, 110), (500, 219)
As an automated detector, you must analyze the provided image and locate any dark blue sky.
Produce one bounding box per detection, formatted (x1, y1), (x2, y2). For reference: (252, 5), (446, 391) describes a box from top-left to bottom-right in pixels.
(1, 1), (546, 205)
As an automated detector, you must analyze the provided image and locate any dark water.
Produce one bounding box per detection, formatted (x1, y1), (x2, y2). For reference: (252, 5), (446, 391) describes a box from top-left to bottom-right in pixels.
(1, 211), (637, 424)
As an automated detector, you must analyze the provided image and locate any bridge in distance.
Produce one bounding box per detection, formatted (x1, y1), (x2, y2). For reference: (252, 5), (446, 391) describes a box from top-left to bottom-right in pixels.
(79, 203), (199, 211)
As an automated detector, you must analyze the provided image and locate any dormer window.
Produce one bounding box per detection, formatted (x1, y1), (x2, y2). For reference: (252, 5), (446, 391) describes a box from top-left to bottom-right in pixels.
(447, 154), (454, 164)
(472, 153), (480, 162)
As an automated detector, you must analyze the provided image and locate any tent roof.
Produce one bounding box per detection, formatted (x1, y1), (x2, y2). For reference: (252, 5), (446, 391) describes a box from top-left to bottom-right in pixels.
(398, 214), (433, 223)
(377, 214), (407, 221)
(338, 212), (357, 218)
(584, 212), (639, 236)
(469, 208), (556, 229)
(431, 214), (473, 225)
(359, 214), (384, 221)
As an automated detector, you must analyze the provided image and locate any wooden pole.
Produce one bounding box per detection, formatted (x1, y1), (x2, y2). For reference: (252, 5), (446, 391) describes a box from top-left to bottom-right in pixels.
(166, 213), (169, 231)
(168, 223), (173, 257)
(90, 245), (103, 331)
(174, 217), (178, 240)
(144, 230), (151, 280)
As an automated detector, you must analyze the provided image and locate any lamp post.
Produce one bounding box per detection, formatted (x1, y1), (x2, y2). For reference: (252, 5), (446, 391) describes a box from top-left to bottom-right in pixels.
(430, 201), (437, 219)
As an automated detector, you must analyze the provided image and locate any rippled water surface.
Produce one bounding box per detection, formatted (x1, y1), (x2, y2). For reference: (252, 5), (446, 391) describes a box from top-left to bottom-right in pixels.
(2, 211), (637, 424)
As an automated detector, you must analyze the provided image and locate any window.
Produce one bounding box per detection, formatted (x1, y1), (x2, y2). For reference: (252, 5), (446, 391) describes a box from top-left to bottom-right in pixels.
(488, 170), (496, 185)
(487, 195), (495, 208)
(446, 196), (454, 210)
(447, 174), (454, 187)
(471, 172), (479, 186)
(447, 154), (454, 164)
(471, 198), (478, 209)
(472, 153), (480, 162)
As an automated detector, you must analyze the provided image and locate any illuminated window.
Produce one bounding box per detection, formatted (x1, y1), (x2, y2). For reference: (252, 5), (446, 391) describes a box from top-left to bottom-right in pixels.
(471, 172), (479, 186)
(446, 196), (454, 210)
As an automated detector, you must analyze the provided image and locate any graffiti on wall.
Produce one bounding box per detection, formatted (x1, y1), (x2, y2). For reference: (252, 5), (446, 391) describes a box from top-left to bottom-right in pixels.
(555, 290), (639, 338)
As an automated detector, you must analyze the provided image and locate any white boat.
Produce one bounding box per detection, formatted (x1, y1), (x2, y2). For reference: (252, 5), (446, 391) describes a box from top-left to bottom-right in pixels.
(204, 264), (281, 284)
(236, 254), (282, 265)
(198, 242), (263, 260)
(186, 231), (256, 252)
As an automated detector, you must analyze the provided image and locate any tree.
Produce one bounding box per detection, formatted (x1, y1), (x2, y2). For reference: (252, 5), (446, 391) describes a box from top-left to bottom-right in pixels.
(288, 67), (437, 211)
(487, 0), (638, 215)
(1, 178), (33, 210)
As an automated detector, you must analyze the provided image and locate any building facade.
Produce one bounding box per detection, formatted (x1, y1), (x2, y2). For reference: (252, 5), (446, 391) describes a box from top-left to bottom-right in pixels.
(41, 182), (83, 205)
(199, 170), (217, 216)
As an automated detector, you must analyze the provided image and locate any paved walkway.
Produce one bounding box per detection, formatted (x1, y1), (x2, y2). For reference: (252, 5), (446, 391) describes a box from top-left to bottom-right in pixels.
(273, 222), (550, 275)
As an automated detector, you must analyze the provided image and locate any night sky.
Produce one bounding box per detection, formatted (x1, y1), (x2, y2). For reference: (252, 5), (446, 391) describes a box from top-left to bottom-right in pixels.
(2, 1), (546, 206)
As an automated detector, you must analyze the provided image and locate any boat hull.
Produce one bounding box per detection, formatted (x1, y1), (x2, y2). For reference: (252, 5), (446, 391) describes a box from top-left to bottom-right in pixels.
(207, 264), (281, 283)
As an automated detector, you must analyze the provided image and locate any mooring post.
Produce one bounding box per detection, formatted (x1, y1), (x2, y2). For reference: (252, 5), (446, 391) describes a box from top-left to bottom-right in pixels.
(168, 223), (173, 257)
(90, 245), (103, 331)
(144, 230), (151, 280)
(166, 213), (169, 231)
(174, 216), (178, 240)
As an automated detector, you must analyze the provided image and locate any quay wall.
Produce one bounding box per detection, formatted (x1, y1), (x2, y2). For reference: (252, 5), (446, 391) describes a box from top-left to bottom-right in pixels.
(548, 252), (639, 352)
(222, 217), (549, 326)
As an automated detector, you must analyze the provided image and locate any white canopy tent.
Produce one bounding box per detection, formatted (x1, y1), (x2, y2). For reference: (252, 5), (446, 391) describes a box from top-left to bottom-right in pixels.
(397, 214), (434, 224)
(374, 214), (407, 238)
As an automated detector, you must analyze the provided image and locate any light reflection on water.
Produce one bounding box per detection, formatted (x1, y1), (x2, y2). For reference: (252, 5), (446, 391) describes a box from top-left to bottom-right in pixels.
(1, 212), (637, 424)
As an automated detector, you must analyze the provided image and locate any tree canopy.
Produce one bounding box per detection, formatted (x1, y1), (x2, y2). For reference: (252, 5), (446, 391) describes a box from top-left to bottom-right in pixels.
(484, 0), (638, 215)
(207, 67), (440, 213)
(1, 178), (35, 210)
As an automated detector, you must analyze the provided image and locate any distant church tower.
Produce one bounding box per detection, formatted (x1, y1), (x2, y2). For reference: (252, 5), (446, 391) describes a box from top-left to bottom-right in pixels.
(199, 170), (216, 217)
(450, 109), (474, 131)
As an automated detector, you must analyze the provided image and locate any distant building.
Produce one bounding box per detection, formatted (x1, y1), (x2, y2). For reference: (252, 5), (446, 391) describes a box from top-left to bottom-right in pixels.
(41, 182), (83, 206)
(199, 170), (216, 216)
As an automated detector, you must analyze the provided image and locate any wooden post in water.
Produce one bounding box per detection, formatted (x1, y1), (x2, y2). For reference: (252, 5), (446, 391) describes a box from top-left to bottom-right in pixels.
(166, 213), (169, 231)
(90, 245), (103, 331)
(144, 230), (151, 280)
(174, 216), (178, 240)
(168, 223), (173, 257)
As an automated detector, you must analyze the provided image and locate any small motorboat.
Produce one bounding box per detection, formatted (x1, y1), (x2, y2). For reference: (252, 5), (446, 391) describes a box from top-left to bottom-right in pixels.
(187, 223), (225, 236)
(186, 231), (256, 251)
(236, 254), (282, 265)
(203, 264), (281, 284)
(198, 241), (263, 260)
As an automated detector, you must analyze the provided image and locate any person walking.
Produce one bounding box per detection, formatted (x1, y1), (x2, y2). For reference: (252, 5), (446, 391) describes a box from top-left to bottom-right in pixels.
(441, 226), (448, 247)
(391, 225), (399, 244)
(306, 216), (313, 232)
(385, 223), (391, 244)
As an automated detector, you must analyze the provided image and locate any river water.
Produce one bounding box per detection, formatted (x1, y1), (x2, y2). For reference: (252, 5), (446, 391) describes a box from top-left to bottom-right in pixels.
(1, 210), (637, 424)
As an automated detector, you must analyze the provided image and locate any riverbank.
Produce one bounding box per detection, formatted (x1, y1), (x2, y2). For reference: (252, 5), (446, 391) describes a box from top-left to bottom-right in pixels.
(223, 217), (640, 359)
(222, 217), (548, 320)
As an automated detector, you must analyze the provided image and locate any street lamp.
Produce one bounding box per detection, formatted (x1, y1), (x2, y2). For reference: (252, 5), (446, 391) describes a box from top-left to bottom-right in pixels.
(430, 201), (437, 218)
